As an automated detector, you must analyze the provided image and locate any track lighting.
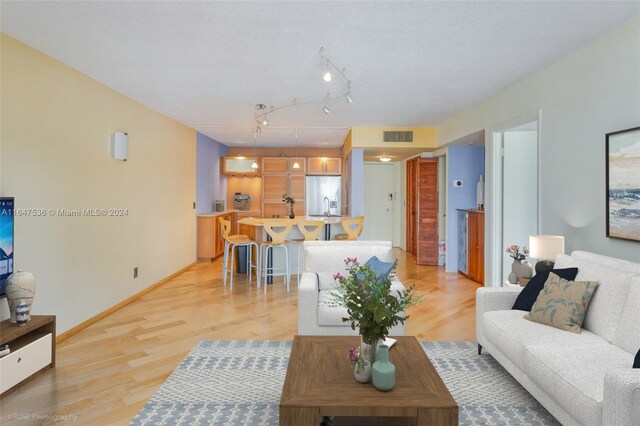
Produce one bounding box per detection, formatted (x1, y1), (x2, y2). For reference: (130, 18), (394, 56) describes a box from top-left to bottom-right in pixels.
(292, 162), (301, 169)
(345, 94), (353, 103)
(251, 161), (258, 169)
(323, 60), (332, 82)
(323, 106), (331, 114)
(262, 118), (269, 126)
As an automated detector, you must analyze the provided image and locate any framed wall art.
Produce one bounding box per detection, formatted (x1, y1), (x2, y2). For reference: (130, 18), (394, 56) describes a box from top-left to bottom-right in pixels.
(606, 126), (640, 242)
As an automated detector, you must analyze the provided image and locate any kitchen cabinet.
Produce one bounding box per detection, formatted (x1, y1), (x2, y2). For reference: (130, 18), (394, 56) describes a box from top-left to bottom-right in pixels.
(222, 157), (259, 176)
(262, 158), (306, 217)
(197, 212), (236, 261)
(262, 157), (306, 174)
(457, 209), (484, 284)
(307, 157), (341, 175)
(263, 175), (288, 200)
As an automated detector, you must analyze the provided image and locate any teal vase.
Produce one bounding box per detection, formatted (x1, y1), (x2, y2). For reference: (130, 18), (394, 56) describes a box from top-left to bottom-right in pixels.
(372, 344), (395, 391)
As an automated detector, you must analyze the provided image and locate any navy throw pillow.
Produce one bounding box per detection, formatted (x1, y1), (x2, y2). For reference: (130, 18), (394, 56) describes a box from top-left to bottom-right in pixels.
(512, 268), (579, 311)
(634, 350), (640, 368)
(364, 256), (394, 284)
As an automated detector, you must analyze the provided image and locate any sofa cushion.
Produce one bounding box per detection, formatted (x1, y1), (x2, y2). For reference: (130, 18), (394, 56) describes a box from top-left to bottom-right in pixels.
(524, 272), (599, 333)
(317, 290), (350, 327)
(524, 341), (634, 426)
(613, 276), (640, 354)
(512, 267), (579, 311)
(482, 310), (605, 371)
(364, 256), (394, 284)
(554, 253), (636, 341)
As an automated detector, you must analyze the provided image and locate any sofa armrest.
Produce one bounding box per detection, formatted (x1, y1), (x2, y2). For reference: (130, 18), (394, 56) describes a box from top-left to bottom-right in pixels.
(390, 276), (406, 296)
(476, 287), (521, 348)
(298, 272), (320, 335)
(603, 368), (640, 426)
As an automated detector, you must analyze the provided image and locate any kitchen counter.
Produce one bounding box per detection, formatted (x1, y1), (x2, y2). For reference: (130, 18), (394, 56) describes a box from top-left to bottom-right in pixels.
(197, 210), (239, 217)
(238, 215), (348, 226)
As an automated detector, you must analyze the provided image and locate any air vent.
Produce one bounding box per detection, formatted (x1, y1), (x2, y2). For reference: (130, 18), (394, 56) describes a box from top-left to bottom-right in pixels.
(383, 131), (413, 143)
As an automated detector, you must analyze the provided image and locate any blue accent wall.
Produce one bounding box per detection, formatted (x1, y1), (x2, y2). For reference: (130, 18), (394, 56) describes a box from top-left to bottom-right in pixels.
(349, 149), (364, 216)
(196, 133), (227, 214)
(446, 146), (485, 272)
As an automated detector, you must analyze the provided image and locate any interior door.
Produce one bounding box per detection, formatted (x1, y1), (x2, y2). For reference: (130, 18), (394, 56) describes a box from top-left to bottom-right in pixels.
(417, 158), (439, 265)
(406, 158), (417, 255)
(362, 164), (394, 241)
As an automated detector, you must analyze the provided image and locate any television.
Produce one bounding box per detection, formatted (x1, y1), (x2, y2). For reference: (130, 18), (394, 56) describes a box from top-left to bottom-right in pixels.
(0, 197), (14, 297)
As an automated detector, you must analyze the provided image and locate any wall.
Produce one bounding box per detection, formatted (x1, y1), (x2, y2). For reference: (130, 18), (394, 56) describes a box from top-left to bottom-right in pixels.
(196, 132), (227, 214)
(349, 149), (365, 217)
(445, 146), (485, 272)
(0, 35), (197, 333)
(438, 16), (640, 272)
(350, 127), (437, 149)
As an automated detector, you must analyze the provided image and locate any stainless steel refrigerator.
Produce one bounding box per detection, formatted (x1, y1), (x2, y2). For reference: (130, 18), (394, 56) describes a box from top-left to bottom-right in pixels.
(305, 176), (342, 216)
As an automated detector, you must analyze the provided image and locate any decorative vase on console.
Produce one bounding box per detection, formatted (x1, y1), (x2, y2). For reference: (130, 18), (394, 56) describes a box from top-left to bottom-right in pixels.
(506, 245), (531, 284)
(5, 270), (37, 324)
(282, 193), (296, 219)
(360, 336), (380, 365)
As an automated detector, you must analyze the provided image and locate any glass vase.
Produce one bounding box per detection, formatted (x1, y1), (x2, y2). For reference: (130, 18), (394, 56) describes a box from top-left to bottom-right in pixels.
(288, 204), (295, 219)
(360, 336), (380, 365)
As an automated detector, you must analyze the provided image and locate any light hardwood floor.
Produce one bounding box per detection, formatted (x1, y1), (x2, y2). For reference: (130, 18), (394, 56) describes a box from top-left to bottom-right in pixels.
(0, 248), (481, 425)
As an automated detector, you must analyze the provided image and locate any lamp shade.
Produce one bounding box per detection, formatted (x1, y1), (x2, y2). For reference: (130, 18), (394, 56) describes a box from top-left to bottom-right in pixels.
(529, 235), (565, 261)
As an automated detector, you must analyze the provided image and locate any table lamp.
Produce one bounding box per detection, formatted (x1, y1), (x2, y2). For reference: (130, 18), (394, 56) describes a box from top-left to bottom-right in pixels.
(529, 235), (565, 274)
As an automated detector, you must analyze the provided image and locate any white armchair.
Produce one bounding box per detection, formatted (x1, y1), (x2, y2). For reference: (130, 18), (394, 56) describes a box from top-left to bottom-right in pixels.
(297, 240), (407, 336)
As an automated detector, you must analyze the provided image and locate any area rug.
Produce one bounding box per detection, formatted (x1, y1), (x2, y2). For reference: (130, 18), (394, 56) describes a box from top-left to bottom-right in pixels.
(130, 340), (558, 426)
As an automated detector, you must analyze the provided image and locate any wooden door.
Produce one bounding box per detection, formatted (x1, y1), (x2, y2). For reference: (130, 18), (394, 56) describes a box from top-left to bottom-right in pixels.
(417, 158), (438, 265)
(325, 158), (341, 175)
(406, 158), (418, 256)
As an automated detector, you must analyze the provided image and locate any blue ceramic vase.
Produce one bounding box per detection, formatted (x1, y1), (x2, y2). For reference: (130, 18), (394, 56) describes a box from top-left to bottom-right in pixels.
(372, 344), (395, 391)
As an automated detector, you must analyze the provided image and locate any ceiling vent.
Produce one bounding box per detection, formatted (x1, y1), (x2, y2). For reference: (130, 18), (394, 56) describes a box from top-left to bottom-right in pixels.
(383, 131), (413, 143)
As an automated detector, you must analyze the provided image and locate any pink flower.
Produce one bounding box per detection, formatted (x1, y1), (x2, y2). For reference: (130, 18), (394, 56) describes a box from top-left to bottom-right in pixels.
(346, 257), (359, 266)
(333, 273), (345, 281)
(348, 347), (360, 363)
(510, 245), (518, 250)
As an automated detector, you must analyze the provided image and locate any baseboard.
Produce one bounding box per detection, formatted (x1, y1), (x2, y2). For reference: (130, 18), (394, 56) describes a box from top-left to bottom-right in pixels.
(56, 261), (196, 343)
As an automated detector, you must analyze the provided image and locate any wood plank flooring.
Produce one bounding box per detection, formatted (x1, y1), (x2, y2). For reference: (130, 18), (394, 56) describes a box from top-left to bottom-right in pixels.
(0, 249), (481, 425)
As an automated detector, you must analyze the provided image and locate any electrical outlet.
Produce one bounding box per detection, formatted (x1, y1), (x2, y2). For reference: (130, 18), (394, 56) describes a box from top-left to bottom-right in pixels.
(133, 267), (138, 278)
(453, 179), (463, 187)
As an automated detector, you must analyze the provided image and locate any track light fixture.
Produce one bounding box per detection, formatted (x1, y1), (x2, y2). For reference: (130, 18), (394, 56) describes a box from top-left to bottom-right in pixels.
(253, 47), (352, 128)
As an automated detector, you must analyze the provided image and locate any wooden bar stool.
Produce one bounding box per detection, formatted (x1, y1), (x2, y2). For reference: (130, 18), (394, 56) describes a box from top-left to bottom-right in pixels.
(220, 218), (259, 289)
(260, 220), (294, 293)
(333, 216), (364, 240)
(289, 220), (325, 285)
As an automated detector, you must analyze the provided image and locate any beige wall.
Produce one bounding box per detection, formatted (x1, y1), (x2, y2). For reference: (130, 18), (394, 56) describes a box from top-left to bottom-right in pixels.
(0, 34), (197, 333)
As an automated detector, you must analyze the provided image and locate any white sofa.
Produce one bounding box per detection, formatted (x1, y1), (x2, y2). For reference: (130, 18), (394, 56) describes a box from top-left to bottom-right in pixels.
(298, 240), (406, 336)
(477, 251), (640, 426)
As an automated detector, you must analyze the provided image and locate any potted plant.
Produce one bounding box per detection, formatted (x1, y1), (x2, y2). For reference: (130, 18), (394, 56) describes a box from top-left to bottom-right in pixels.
(329, 257), (421, 364)
(282, 193), (296, 219)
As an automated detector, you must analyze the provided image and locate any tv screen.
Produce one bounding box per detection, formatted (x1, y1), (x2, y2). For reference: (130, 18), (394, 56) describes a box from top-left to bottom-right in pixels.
(0, 197), (14, 297)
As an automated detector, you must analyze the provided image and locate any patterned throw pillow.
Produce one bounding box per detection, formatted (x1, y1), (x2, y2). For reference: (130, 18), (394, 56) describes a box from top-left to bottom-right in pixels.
(524, 272), (599, 333)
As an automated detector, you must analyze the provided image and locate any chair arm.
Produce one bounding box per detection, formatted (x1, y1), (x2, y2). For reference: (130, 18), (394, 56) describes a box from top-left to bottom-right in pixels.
(476, 287), (521, 347)
(297, 272), (320, 335)
(603, 368), (640, 426)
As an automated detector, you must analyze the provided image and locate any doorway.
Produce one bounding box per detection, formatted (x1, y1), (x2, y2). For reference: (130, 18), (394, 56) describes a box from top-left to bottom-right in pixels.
(362, 163), (394, 242)
(488, 114), (540, 285)
(405, 157), (439, 265)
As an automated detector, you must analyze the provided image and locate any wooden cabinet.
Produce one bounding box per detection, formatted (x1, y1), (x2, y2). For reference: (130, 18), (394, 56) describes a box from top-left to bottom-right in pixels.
(460, 210), (484, 284)
(308, 157), (341, 175)
(197, 213), (236, 261)
(261, 158), (307, 217)
(222, 157), (259, 176)
(1, 315), (55, 397)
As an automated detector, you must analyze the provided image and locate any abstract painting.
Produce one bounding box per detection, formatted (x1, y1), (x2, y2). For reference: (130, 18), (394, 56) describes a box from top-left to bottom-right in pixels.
(606, 127), (640, 242)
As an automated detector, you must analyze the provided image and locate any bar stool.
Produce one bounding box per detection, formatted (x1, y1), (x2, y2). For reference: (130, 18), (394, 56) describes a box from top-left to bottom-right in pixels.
(220, 218), (259, 289)
(260, 220), (294, 293)
(289, 220), (325, 285)
(333, 216), (365, 240)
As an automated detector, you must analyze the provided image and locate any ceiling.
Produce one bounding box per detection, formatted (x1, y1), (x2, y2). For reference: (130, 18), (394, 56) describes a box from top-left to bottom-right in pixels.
(2, 1), (638, 149)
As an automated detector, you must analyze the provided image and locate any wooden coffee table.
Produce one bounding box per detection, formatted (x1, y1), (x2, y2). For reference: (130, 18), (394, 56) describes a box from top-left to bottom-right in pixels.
(279, 336), (457, 425)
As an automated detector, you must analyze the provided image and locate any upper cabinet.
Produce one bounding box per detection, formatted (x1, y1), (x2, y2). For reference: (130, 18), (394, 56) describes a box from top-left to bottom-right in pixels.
(308, 157), (341, 175)
(262, 157), (307, 174)
(222, 157), (259, 176)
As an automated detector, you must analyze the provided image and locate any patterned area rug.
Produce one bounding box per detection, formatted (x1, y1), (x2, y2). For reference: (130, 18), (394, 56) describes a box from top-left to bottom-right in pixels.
(130, 341), (559, 425)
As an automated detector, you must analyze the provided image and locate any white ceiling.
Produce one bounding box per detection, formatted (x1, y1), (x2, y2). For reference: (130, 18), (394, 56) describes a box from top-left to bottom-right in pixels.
(2, 1), (638, 148)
